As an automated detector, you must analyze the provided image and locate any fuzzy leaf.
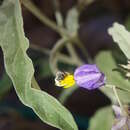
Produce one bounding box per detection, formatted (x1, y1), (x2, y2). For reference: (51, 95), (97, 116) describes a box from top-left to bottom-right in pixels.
(65, 7), (79, 35)
(95, 51), (130, 103)
(0, 0), (78, 130)
(108, 23), (130, 59)
(88, 106), (114, 130)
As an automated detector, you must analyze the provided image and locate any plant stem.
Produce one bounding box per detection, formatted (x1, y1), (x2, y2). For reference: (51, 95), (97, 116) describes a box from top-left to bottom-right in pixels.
(53, 0), (85, 65)
(77, 0), (94, 12)
(74, 36), (93, 63)
(106, 84), (130, 93)
(49, 37), (85, 74)
(22, 0), (92, 63)
(49, 38), (67, 74)
(57, 53), (80, 65)
(52, 0), (63, 27)
(105, 84), (123, 109)
(30, 43), (79, 66)
(30, 44), (50, 55)
(112, 86), (123, 109)
(58, 85), (78, 104)
(66, 43), (84, 66)
(21, 0), (67, 36)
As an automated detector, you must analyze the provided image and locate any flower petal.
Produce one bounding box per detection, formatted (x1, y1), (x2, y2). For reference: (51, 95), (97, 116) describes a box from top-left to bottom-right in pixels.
(74, 64), (100, 76)
(111, 117), (127, 130)
(74, 64), (105, 90)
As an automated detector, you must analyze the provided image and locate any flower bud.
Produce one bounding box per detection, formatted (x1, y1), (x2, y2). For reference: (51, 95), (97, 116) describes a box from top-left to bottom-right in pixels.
(74, 64), (105, 90)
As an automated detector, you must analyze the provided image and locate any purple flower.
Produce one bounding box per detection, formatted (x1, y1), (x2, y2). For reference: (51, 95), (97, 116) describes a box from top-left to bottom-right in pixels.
(74, 64), (105, 90)
(112, 105), (130, 130)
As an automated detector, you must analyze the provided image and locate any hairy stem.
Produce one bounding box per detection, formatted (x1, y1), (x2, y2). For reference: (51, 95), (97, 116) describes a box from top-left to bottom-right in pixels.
(21, 0), (67, 36)
(22, 0), (92, 63)
(30, 44), (79, 66)
(112, 86), (123, 109)
(74, 36), (93, 63)
(66, 43), (84, 65)
(49, 38), (67, 74)
(58, 85), (78, 104)
(106, 84), (130, 93)
(105, 85), (123, 109)
(30, 44), (50, 55)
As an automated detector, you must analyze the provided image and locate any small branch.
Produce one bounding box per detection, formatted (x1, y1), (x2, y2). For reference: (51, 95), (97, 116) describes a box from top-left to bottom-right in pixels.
(58, 86), (78, 104)
(74, 36), (93, 63)
(105, 84), (123, 109)
(77, 0), (94, 12)
(21, 0), (67, 36)
(22, 0), (92, 64)
(66, 43), (84, 65)
(49, 38), (84, 74)
(57, 53), (79, 65)
(49, 38), (67, 74)
(30, 44), (50, 55)
(52, 0), (60, 11)
(112, 86), (123, 110)
(30, 43), (79, 66)
(52, 0), (85, 65)
(105, 84), (130, 93)
(52, 0), (63, 27)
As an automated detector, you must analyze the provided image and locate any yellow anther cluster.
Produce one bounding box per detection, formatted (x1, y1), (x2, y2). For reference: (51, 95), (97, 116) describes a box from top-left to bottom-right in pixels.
(55, 71), (75, 88)
(60, 74), (75, 88)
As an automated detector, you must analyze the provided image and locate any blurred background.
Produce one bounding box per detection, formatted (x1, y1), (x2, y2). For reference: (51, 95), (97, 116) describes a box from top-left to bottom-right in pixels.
(0, 0), (130, 130)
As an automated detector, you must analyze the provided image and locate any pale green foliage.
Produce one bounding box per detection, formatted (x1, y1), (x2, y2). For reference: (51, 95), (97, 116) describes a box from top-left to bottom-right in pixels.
(65, 7), (79, 35)
(92, 23), (130, 130)
(88, 106), (114, 130)
(96, 51), (130, 103)
(0, 0), (78, 130)
(108, 23), (130, 59)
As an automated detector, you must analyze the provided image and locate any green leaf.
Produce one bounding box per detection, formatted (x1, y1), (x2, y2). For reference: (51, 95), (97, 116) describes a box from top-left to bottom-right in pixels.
(65, 7), (79, 35)
(0, 0), (78, 130)
(108, 22), (130, 59)
(95, 51), (130, 103)
(88, 106), (114, 130)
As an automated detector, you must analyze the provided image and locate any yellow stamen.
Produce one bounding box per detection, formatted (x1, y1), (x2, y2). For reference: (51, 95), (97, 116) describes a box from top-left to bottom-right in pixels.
(60, 74), (75, 88)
